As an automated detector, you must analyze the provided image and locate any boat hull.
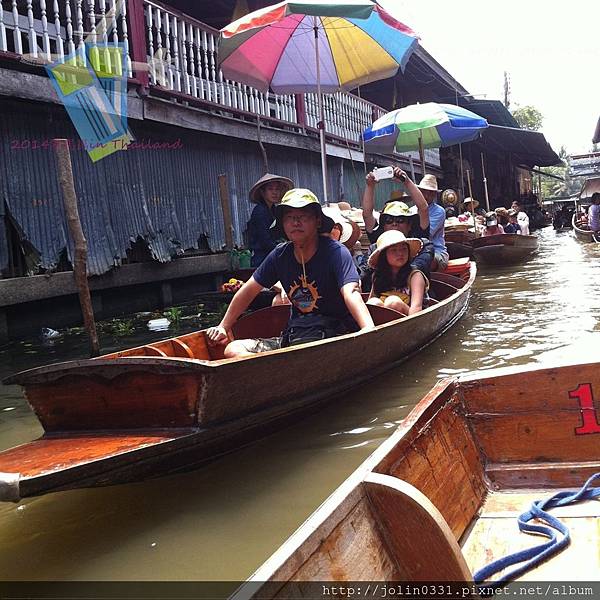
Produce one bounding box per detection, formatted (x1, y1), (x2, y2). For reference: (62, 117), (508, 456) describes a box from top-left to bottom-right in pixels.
(0, 267), (476, 501)
(572, 215), (598, 242)
(472, 233), (538, 265)
(235, 359), (600, 593)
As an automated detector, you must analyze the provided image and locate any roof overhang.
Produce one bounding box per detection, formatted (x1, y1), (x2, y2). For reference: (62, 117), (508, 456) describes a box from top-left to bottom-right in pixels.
(459, 99), (519, 128)
(480, 125), (562, 168)
(580, 177), (600, 199)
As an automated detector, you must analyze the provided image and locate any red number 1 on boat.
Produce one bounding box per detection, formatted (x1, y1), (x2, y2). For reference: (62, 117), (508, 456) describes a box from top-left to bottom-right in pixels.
(569, 383), (600, 435)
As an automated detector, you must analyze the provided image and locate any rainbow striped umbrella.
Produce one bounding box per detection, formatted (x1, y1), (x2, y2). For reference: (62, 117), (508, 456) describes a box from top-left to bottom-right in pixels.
(219, 1), (419, 94)
(219, 1), (419, 202)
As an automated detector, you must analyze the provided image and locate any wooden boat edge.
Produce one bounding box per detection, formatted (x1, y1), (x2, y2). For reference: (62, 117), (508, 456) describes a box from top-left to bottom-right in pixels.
(232, 378), (458, 590)
(233, 355), (600, 592)
(4, 264), (477, 388)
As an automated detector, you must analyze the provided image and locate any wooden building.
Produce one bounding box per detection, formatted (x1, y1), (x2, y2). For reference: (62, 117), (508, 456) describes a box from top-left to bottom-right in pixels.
(0, 0), (558, 340)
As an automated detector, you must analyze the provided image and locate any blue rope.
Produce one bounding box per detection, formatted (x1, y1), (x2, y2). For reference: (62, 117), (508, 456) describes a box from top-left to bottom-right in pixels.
(474, 472), (600, 589)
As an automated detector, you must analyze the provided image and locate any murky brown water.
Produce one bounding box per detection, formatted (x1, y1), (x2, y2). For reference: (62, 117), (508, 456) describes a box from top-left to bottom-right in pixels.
(0, 227), (599, 582)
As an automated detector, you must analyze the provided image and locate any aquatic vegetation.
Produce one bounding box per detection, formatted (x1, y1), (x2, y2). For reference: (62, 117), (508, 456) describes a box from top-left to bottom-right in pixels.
(110, 319), (135, 337)
(163, 306), (183, 325)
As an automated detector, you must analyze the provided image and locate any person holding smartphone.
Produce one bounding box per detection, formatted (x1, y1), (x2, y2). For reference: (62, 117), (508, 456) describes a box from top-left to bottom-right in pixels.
(360, 167), (434, 293)
(362, 167), (430, 242)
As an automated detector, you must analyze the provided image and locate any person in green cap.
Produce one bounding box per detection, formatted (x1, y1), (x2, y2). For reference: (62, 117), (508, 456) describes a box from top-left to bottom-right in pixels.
(206, 189), (374, 357)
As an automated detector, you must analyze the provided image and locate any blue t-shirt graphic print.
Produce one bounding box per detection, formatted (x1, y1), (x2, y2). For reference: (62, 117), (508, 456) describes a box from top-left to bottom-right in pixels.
(253, 237), (359, 323)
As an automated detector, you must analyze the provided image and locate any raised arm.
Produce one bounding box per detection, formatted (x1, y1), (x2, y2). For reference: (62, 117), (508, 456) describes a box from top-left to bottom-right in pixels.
(341, 281), (375, 330)
(206, 277), (264, 344)
(361, 171), (378, 233)
(394, 167), (429, 230)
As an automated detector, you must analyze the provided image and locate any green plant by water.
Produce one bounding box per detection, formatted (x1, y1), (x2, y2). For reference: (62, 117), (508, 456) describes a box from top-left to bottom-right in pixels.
(163, 306), (183, 324)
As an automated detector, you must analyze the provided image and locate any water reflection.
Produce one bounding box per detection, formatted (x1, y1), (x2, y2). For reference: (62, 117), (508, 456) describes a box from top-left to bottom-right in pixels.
(0, 227), (599, 580)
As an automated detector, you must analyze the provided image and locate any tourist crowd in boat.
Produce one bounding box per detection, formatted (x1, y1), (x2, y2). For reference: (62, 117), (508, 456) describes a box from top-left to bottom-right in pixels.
(207, 167), (538, 357)
(207, 168), (451, 357)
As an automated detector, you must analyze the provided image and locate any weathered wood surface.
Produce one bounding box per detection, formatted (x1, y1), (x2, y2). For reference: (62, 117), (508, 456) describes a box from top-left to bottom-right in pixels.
(235, 359), (600, 592)
(363, 474), (471, 581)
(0, 267), (475, 501)
(379, 401), (487, 540)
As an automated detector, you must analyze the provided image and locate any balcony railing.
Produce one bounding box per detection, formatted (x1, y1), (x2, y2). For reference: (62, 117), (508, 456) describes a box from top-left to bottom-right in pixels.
(0, 0), (440, 167)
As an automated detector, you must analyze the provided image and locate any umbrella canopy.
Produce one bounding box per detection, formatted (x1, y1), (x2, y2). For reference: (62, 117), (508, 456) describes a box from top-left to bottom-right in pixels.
(219, 0), (419, 94)
(363, 102), (489, 154)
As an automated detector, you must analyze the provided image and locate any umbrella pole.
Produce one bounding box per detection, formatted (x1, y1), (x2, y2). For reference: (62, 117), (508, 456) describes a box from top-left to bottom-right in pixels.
(458, 143), (465, 201)
(418, 134), (426, 176)
(481, 152), (490, 212)
(466, 169), (475, 214)
(313, 17), (328, 205)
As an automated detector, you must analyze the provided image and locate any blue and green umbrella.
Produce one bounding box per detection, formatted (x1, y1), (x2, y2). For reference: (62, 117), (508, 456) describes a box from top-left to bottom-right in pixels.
(363, 102), (488, 154)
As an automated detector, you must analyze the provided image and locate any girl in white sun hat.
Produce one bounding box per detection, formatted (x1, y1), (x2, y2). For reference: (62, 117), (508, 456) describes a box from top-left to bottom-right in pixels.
(367, 230), (428, 316)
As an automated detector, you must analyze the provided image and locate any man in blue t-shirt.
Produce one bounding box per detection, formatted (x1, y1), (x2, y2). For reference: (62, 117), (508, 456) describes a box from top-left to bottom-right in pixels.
(206, 189), (374, 358)
(416, 175), (449, 271)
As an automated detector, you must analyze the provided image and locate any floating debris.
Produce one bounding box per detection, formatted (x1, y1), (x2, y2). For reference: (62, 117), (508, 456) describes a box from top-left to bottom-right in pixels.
(41, 328), (61, 340)
(147, 318), (170, 331)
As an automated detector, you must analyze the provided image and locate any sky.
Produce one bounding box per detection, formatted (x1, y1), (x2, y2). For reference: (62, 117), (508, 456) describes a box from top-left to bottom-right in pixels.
(378, 0), (600, 155)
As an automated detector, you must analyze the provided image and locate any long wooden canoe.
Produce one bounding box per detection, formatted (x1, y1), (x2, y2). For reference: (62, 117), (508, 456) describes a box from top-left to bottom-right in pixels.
(234, 359), (600, 595)
(472, 233), (538, 265)
(572, 214), (599, 243)
(0, 266), (476, 502)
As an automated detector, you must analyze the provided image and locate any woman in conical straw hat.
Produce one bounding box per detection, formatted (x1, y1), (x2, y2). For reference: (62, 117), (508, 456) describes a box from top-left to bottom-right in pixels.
(247, 173), (294, 267)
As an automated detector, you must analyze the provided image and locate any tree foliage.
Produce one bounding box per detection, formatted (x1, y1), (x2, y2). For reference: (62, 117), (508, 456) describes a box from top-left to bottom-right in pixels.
(512, 105), (544, 131)
(538, 146), (582, 198)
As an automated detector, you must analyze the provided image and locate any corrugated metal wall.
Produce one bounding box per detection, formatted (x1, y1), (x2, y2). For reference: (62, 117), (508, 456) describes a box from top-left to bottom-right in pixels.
(0, 100), (379, 277)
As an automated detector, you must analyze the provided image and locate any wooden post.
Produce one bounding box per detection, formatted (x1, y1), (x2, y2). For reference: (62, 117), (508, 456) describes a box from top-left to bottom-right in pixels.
(294, 94), (306, 128)
(481, 152), (490, 212)
(418, 134), (426, 176)
(54, 139), (100, 357)
(466, 169), (475, 214)
(128, 0), (150, 91)
(256, 116), (269, 174)
(218, 174), (234, 250)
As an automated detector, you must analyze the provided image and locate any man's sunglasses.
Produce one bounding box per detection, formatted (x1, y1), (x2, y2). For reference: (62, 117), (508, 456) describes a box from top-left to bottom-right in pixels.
(381, 215), (410, 225)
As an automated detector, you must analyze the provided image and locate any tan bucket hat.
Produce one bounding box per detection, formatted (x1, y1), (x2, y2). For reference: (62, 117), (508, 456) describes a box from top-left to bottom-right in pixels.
(461, 197), (480, 209)
(417, 174), (440, 193)
(368, 230), (423, 269)
(249, 173), (294, 203)
(322, 206), (362, 249)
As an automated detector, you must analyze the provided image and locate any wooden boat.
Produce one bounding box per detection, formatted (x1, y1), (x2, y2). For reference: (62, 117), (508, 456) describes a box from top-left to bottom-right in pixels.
(234, 359), (600, 595)
(572, 214), (599, 243)
(445, 229), (475, 260)
(472, 233), (538, 265)
(0, 266), (476, 502)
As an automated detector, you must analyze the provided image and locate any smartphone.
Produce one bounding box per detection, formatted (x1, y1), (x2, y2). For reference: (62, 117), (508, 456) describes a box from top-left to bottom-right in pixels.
(373, 166), (394, 181)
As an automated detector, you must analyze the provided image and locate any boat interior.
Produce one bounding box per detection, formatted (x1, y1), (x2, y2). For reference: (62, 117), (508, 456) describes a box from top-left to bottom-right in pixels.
(246, 365), (600, 591)
(101, 272), (467, 363)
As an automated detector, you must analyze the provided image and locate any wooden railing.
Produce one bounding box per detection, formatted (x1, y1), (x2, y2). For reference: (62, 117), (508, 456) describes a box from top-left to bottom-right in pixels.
(0, 0), (132, 76)
(143, 0), (297, 125)
(0, 0), (440, 166)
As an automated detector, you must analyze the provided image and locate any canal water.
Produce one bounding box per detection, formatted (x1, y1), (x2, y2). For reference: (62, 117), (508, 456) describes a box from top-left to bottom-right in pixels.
(0, 227), (599, 582)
